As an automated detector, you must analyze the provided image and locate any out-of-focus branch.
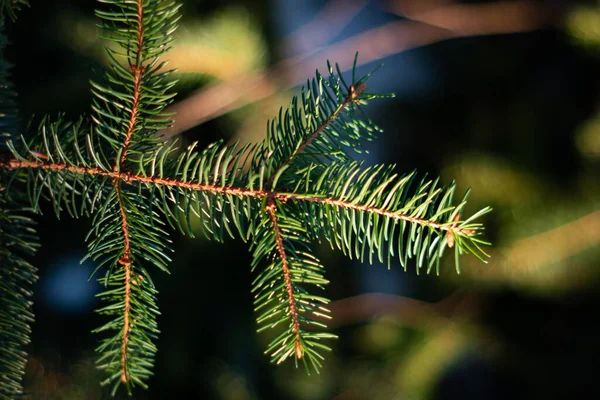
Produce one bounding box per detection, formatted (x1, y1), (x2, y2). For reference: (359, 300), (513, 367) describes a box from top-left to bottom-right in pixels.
(388, 0), (549, 35)
(320, 291), (482, 331)
(456, 208), (600, 291)
(387, 0), (455, 16)
(487, 209), (600, 274)
(162, 1), (562, 139)
(280, 0), (369, 57)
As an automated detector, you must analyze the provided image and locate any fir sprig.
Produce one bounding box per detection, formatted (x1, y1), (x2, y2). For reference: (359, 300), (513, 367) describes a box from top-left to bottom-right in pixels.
(0, 30), (39, 399)
(252, 201), (336, 371)
(0, 0), (492, 396)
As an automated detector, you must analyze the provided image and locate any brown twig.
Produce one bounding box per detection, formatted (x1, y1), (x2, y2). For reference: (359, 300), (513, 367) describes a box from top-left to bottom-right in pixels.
(265, 197), (303, 359)
(117, 65), (144, 171)
(115, 0), (145, 171)
(114, 182), (132, 384)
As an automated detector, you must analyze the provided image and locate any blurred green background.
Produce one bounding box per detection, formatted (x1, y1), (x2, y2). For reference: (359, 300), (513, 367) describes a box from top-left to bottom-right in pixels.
(4, 0), (600, 398)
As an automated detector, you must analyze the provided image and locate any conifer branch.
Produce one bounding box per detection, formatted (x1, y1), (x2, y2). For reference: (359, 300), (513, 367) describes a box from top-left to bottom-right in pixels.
(0, 157), (483, 236)
(116, 0), (145, 169)
(0, 189), (38, 399)
(118, 65), (143, 168)
(0, 156), (485, 241)
(267, 81), (366, 188)
(85, 0), (179, 394)
(265, 198), (303, 359)
(114, 182), (133, 384)
(0, 0), (492, 393)
(0, 29), (38, 398)
(109, 0), (146, 385)
(251, 201), (336, 372)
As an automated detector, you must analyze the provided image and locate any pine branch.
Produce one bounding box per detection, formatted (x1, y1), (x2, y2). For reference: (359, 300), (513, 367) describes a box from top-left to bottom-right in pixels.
(0, 156), (487, 246)
(0, 186), (38, 400)
(114, 183), (133, 384)
(254, 57), (385, 189)
(0, 177), (38, 400)
(252, 199), (336, 372)
(1, 127), (490, 378)
(266, 78), (367, 189)
(113, 0), (144, 169)
(286, 161), (490, 273)
(0, 0), (493, 395)
(92, 0), (180, 161)
(0, 30), (38, 399)
(264, 201), (304, 360)
(88, 0), (179, 394)
(0, 152), (489, 252)
(6, 116), (111, 218)
(87, 187), (169, 396)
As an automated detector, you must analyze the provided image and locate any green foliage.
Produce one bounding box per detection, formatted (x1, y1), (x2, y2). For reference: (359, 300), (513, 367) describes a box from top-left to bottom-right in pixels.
(0, 189), (38, 400)
(0, 0), (28, 23)
(7, 116), (109, 217)
(289, 162), (490, 273)
(251, 208), (336, 370)
(0, 0), (492, 397)
(0, 32), (38, 399)
(92, 0), (180, 160)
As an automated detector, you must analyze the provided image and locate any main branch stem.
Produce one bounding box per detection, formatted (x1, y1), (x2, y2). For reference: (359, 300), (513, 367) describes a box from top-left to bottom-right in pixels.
(0, 157), (475, 236)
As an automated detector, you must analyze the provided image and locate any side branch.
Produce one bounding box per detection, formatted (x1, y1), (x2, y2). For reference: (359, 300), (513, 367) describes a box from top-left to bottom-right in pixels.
(115, 0), (146, 170)
(283, 194), (475, 239)
(265, 197), (303, 360)
(113, 182), (133, 384)
(268, 82), (366, 188)
(117, 65), (144, 170)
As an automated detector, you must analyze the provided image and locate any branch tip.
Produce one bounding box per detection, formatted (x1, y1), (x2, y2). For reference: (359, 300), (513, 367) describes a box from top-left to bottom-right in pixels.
(295, 340), (303, 360)
(349, 82), (366, 101)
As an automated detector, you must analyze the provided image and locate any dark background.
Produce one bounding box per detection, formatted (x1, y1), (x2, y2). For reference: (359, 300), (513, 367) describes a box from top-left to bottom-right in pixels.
(3, 0), (600, 398)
